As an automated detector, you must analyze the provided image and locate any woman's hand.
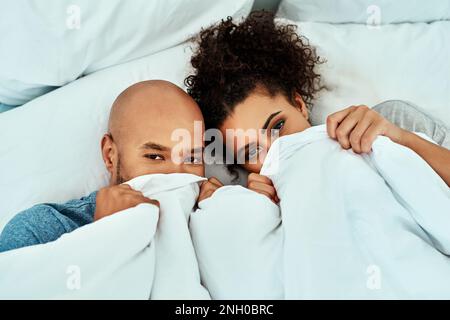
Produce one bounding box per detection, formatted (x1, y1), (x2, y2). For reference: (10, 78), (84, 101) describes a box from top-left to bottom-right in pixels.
(198, 177), (223, 203)
(247, 173), (280, 204)
(326, 105), (406, 154)
(327, 104), (450, 186)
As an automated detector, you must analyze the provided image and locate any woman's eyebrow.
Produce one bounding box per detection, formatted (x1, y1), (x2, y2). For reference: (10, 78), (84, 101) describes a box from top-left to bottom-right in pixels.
(238, 142), (254, 162)
(262, 110), (282, 130)
(236, 111), (282, 160)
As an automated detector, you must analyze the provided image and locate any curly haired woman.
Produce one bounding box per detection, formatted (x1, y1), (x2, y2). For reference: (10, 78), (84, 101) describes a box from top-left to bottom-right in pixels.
(185, 11), (450, 201)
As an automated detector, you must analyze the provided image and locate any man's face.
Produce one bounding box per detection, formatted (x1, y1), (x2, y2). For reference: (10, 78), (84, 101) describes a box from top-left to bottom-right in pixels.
(102, 86), (205, 185)
(112, 118), (205, 184)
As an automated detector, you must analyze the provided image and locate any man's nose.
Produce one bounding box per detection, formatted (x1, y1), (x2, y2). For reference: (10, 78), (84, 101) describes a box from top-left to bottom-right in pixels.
(166, 162), (193, 174)
(165, 163), (184, 174)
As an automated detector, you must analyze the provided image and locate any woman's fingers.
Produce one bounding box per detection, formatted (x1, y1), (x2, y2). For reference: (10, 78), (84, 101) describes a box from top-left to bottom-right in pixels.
(198, 188), (215, 203)
(360, 122), (382, 153)
(349, 114), (373, 154)
(198, 178), (223, 202)
(328, 105), (394, 154)
(198, 185), (212, 203)
(198, 174), (280, 204)
(334, 106), (369, 149)
(326, 106), (357, 139)
(248, 180), (278, 204)
(207, 177), (224, 188)
(247, 173), (279, 203)
(248, 173), (273, 185)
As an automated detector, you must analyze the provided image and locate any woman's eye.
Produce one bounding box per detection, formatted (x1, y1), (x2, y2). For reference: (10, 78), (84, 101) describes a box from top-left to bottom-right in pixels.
(145, 154), (165, 161)
(248, 145), (263, 160)
(272, 119), (285, 131)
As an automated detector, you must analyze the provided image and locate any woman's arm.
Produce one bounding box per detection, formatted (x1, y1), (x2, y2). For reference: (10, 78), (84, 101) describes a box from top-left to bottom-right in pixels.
(326, 105), (450, 187)
(399, 130), (450, 186)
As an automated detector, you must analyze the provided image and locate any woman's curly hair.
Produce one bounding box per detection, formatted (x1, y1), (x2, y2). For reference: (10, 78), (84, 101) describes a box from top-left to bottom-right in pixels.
(185, 10), (324, 130)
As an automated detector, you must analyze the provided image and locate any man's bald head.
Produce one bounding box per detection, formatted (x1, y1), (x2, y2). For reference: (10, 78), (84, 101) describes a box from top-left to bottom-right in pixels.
(101, 80), (205, 184)
(108, 80), (203, 144)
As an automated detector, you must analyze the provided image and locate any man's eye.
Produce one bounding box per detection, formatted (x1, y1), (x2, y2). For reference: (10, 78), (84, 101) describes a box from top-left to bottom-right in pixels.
(145, 154), (165, 160)
(272, 119), (285, 131)
(184, 155), (203, 164)
(192, 157), (203, 164)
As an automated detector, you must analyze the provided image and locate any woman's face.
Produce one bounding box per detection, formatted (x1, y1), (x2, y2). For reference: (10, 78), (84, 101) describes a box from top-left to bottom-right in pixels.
(219, 90), (311, 173)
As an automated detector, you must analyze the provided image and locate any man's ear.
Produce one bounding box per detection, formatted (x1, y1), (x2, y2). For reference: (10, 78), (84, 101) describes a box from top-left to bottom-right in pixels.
(293, 92), (309, 121)
(101, 134), (116, 174)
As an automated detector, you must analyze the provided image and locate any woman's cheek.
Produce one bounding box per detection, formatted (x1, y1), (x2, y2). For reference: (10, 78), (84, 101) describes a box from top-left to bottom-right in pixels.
(245, 161), (263, 174)
(283, 121), (310, 136)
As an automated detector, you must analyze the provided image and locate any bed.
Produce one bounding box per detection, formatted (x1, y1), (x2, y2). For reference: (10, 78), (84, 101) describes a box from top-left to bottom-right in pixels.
(0, 0), (449, 299)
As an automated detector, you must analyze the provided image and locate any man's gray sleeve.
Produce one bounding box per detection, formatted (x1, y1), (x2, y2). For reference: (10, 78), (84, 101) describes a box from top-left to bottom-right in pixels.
(372, 100), (450, 149)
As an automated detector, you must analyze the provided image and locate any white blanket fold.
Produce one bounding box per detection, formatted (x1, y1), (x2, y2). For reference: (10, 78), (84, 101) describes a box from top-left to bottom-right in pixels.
(0, 173), (208, 299)
(128, 174), (210, 300)
(0, 203), (158, 299)
(190, 185), (283, 299)
(261, 125), (450, 299)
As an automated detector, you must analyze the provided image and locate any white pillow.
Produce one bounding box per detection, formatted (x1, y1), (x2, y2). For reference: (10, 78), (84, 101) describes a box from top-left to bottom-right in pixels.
(277, 0), (450, 24)
(0, 44), (161, 230)
(277, 19), (450, 126)
(0, 41), (246, 232)
(0, 0), (253, 105)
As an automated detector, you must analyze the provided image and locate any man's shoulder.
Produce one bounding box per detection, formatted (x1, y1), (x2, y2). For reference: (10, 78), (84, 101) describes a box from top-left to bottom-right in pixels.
(0, 192), (97, 252)
(0, 204), (63, 252)
(35, 191), (97, 226)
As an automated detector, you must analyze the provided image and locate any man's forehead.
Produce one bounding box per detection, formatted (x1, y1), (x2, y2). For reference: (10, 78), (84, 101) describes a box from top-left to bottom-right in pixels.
(110, 81), (205, 149)
(129, 122), (204, 149)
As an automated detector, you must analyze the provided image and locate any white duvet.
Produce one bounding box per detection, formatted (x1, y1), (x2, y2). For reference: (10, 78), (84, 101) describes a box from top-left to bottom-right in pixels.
(1, 126), (449, 299)
(0, 173), (283, 300)
(261, 125), (450, 299)
(0, 174), (209, 299)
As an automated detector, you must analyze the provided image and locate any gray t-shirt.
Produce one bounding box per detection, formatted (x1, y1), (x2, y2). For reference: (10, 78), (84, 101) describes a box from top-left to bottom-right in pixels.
(373, 100), (450, 149)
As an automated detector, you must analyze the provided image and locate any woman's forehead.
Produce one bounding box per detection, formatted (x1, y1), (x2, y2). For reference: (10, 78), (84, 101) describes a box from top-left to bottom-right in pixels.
(222, 95), (287, 131)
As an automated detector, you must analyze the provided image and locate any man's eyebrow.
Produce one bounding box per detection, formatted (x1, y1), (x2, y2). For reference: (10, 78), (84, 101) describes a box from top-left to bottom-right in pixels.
(262, 110), (282, 130)
(141, 141), (170, 151)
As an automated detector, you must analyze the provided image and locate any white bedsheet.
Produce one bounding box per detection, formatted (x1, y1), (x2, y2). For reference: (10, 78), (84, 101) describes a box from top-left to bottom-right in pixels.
(261, 125), (450, 299)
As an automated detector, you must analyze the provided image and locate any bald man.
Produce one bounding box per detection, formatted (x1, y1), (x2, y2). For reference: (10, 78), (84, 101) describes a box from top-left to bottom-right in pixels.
(0, 80), (223, 253)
